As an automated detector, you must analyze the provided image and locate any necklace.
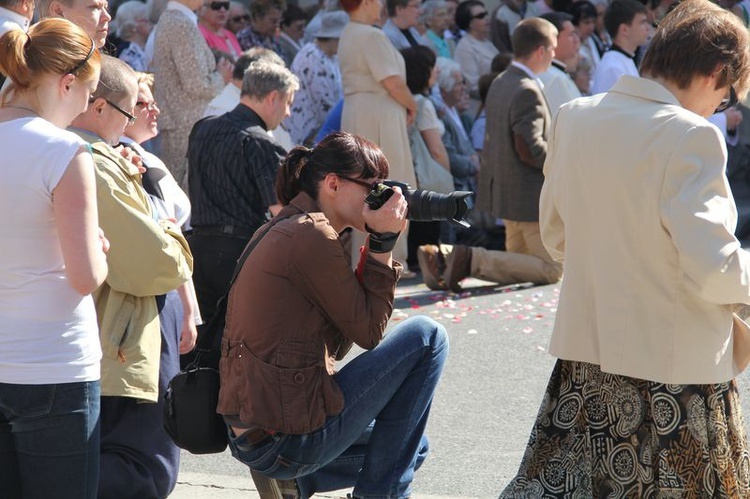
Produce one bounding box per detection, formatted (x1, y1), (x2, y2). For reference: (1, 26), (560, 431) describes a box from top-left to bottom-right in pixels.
(4, 104), (39, 116)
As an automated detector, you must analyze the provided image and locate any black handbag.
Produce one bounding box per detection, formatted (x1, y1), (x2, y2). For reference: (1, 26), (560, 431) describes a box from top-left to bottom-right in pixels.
(164, 216), (287, 454)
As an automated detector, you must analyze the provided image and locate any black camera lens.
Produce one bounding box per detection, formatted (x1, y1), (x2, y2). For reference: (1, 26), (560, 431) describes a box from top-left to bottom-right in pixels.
(365, 180), (473, 227)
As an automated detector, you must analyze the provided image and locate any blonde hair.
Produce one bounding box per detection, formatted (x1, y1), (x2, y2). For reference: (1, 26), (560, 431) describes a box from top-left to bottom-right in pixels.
(135, 71), (155, 90)
(0, 18), (99, 104)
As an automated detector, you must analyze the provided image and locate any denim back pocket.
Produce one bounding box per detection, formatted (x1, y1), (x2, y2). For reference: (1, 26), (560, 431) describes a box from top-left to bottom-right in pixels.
(0, 384), (56, 418)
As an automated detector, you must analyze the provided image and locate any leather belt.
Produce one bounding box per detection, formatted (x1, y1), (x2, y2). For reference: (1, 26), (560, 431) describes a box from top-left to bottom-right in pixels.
(190, 224), (256, 239)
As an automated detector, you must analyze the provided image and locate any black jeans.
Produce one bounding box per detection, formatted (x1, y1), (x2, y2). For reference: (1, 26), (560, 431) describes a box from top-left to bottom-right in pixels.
(184, 233), (250, 368)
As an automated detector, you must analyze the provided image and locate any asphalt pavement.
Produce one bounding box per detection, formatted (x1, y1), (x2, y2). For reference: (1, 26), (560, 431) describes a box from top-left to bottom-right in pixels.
(168, 275), (750, 498)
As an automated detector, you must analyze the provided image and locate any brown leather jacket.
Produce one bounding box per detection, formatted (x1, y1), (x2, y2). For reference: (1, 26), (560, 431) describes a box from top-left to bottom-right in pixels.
(217, 193), (402, 434)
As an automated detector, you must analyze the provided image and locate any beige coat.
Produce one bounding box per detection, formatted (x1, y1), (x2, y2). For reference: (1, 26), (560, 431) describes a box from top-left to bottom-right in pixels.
(152, 8), (224, 133)
(540, 75), (750, 384)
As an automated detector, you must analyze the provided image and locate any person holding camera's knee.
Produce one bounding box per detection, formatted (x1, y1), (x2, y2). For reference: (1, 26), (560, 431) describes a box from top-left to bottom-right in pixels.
(217, 131), (448, 499)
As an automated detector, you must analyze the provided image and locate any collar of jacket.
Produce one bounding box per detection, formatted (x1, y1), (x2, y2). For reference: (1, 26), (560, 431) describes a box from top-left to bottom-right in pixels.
(609, 75), (682, 108)
(69, 128), (142, 179)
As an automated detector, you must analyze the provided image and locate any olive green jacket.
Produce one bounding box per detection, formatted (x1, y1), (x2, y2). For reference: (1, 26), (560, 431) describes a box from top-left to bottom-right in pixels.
(73, 130), (193, 401)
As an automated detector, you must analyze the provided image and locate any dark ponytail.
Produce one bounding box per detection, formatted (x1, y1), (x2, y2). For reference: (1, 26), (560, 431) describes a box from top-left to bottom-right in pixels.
(276, 146), (314, 205)
(275, 132), (390, 205)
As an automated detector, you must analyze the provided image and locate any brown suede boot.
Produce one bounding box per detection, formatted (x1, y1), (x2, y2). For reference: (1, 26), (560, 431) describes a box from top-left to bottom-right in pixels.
(444, 245), (472, 292)
(417, 244), (448, 291)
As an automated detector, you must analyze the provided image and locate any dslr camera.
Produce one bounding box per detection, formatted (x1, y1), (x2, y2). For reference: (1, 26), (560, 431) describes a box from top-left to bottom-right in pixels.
(364, 180), (473, 227)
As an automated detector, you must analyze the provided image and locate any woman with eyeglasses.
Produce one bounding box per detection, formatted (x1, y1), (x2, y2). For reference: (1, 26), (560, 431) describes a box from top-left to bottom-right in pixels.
(453, 0), (498, 98)
(502, 1), (750, 496)
(198, 0), (243, 58)
(0, 19), (108, 499)
(226, 1), (250, 34)
(218, 131), (447, 498)
(117, 71), (201, 496)
(151, 0), (233, 188)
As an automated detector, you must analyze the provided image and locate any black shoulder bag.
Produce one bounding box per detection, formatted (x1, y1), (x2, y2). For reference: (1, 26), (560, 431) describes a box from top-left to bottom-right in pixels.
(164, 215), (288, 454)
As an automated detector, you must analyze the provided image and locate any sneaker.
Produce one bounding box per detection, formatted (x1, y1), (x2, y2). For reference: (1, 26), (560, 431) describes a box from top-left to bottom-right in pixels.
(251, 469), (300, 499)
(443, 245), (472, 292)
(417, 245), (447, 291)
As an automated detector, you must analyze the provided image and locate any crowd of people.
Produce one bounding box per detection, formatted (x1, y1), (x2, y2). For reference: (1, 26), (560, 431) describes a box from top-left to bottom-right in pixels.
(4, 0), (750, 497)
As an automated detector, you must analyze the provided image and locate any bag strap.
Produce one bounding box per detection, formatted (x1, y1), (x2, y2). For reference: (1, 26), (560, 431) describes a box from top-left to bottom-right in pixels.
(191, 213), (292, 361)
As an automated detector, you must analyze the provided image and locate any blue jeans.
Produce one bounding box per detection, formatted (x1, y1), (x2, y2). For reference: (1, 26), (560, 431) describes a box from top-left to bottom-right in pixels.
(0, 380), (100, 499)
(228, 315), (448, 499)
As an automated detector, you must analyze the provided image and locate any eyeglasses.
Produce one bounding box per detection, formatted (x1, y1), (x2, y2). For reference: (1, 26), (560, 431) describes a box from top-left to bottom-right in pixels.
(136, 100), (159, 112)
(104, 99), (137, 125)
(715, 86), (738, 114)
(338, 176), (378, 191)
(231, 14), (250, 22)
(68, 38), (96, 75)
(207, 1), (229, 10)
(471, 11), (488, 20)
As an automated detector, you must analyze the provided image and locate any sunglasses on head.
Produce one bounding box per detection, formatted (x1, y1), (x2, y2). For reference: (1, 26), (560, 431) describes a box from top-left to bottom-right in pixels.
(208, 1), (229, 10)
(715, 86), (737, 114)
(471, 11), (488, 20)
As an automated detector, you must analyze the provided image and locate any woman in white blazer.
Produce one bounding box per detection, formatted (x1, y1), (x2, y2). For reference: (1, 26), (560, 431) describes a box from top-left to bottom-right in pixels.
(501, 1), (750, 497)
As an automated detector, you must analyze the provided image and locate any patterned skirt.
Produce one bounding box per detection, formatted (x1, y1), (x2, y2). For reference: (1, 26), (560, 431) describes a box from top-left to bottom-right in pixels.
(500, 360), (750, 498)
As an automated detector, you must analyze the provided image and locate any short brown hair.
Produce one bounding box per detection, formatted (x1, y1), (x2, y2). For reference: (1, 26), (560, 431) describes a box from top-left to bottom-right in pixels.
(0, 18), (100, 104)
(604, 0), (646, 38)
(640, 0), (750, 100)
(91, 55), (137, 104)
(512, 17), (557, 60)
(340, 0), (363, 13)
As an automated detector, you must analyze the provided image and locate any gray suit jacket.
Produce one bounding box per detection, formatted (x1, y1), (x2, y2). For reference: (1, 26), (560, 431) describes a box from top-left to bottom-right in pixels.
(476, 64), (551, 222)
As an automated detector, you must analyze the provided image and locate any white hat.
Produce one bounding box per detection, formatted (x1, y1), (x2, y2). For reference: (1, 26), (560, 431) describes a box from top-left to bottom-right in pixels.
(316, 11), (349, 39)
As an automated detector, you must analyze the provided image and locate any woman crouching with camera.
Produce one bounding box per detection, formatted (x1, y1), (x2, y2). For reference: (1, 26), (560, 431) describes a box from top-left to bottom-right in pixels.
(217, 132), (448, 499)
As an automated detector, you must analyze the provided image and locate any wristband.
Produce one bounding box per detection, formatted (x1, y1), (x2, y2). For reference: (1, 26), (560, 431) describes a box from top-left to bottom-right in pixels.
(366, 225), (400, 254)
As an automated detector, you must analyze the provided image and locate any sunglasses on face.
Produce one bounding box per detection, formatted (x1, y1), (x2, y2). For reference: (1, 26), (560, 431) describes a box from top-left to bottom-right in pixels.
(471, 11), (488, 20)
(716, 86), (738, 114)
(207, 1), (229, 10)
(338, 176), (379, 191)
(231, 14), (250, 22)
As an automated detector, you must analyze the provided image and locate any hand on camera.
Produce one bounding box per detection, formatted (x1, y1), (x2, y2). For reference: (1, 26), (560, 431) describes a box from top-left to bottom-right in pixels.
(363, 186), (408, 235)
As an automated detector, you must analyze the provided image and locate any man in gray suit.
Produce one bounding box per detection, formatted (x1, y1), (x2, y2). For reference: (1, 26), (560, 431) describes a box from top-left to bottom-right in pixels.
(417, 17), (563, 292)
